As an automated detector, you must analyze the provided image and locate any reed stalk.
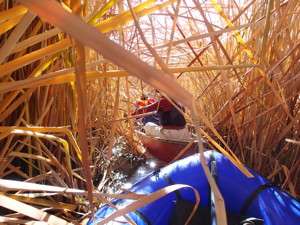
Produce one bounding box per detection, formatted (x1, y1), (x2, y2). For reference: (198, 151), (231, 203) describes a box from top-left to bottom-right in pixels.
(0, 0), (299, 223)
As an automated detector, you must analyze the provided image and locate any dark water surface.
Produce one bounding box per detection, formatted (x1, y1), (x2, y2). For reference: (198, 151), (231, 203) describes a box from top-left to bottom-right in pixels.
(111, 154), (166, 192)
(105, 138), (166, 192)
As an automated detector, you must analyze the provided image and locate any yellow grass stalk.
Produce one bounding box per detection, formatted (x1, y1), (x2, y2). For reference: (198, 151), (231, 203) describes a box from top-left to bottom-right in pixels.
(165, 1), (181, 66)
(24, 92), (33, 177)
(7, 164), (30, 179)
(265, 0), (295, 51)
(0, 179), (146, 200)
(127, 0), (174, 78)
(88, 0), (120, 24)
(1, 0), (170, 79)
(0, 179), (138, 225)
(0, 14), (25, 36)
(269, 112), (300, 150)
(12, 27), (61, 54)
(0, 11), (36, 64)
(12, 0), (155, 56)
(94, 0), (162, 31)
(0, 195), (73, 225)
(194, 103), (253, 177)
(209, 0), (297, 126)
(4, 18), (43, 86)
(194, 0), (243, 154)
(0, 192), (76, 211)
(32, 140), (72, 182)
(1, 2), (260, 84)
(19, 0), (252, 176)
(107, 78), (120, 162)
(0, 126), (82, 162)
(1, 34), (61, 127)
(209, 0), (257, 62)
(260, 0), (274, 64)
(1, 143), (31, 179)
(0, 39), (71, 77)
(0, 90), (21, 114)
(31, 53), (62, 78)
(0, 127), (75, 181)
(282, 165), (297, 198)
(16, 1), (255, 223)
(7, 152), (54, 165)
(0, 105), (26, 170)
(0, 217), (33, 224)
(9, 19), (263, 77)
(14, 129), (71, 166)
(71, 0), (95, 217)
(125, 77), (135, 149)
(14, 143), (52, 176)
(2, 0), (295, 222)
(0, 50), (59, 125)
(18, 0), (193, 108)
(142, 19), (265, 52)
(0, 65), (260, 94)
(0, 5), (27, 23)
(0, 88), (35, 123)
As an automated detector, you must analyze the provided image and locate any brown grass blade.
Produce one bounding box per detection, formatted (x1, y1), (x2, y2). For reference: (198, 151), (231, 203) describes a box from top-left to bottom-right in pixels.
(0, 11), (36, 64)
(18, 0), (193, 108)
(0, 195), (73, 225)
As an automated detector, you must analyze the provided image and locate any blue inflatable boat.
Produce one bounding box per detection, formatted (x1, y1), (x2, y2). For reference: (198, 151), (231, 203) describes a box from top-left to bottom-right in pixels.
(88, 151), (300, 225)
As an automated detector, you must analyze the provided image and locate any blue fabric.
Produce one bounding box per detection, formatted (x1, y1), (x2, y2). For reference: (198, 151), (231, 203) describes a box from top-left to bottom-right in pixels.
(88, 151), (300, 225)
(142, 114), (160, 125)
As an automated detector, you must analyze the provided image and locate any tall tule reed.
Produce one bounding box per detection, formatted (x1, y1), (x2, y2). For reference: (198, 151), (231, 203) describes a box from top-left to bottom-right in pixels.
(0, 0), (299, 224)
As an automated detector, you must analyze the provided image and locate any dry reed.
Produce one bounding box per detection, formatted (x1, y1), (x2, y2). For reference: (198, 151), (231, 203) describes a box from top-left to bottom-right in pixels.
(0, 0), (299, 224)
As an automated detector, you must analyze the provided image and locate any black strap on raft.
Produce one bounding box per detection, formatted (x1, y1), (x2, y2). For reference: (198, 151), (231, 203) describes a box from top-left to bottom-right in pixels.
(131, 172), (182, 225)
(208, 151), (216, 201)
(132, 210), (152, 225)
(209, 150), (218, 225)
(168, 151), (264, 225)
(240, 182), (279, 215)
(210, 160), (218, 225)
(163, 174), (183, 200)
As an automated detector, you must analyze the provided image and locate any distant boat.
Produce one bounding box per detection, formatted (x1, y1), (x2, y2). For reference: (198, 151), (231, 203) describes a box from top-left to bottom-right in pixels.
(136, 130), (198, 163)
(88, 150), (300, 225)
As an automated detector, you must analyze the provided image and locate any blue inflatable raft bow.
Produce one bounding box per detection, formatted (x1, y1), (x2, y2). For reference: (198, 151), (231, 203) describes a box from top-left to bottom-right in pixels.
(88, 150), (300, 225)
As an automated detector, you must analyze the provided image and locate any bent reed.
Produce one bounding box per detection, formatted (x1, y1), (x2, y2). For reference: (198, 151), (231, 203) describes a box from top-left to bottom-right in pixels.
(0, 0), (299, 224)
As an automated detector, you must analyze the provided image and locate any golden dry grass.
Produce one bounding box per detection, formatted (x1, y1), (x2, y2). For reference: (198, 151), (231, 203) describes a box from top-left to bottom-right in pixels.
(0, 0), (299, 224)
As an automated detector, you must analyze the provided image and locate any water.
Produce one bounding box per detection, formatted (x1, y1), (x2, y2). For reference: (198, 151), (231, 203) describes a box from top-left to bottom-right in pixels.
(96, 137), (166, 194)
(122, 159), (163, 189)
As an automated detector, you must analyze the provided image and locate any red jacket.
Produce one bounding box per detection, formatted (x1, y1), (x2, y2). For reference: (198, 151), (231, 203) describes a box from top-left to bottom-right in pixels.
(133, 98), (172, 115)
(137, 98), (156, 108)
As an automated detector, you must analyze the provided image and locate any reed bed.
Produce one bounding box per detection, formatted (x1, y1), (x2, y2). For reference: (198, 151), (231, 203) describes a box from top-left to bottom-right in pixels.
(0, 0), (299, 224)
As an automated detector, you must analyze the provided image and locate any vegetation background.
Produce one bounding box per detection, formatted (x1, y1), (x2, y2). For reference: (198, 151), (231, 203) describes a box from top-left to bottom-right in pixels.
(0, 0), (299, 223)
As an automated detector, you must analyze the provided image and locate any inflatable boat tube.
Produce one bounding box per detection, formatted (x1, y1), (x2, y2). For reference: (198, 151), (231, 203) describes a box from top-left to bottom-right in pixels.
(88, 150), (300, 225)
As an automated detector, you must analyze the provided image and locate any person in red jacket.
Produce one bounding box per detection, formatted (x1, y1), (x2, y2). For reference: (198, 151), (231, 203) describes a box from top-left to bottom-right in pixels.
(132, 95), (192, 140)
(134, 93), (159, 125)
